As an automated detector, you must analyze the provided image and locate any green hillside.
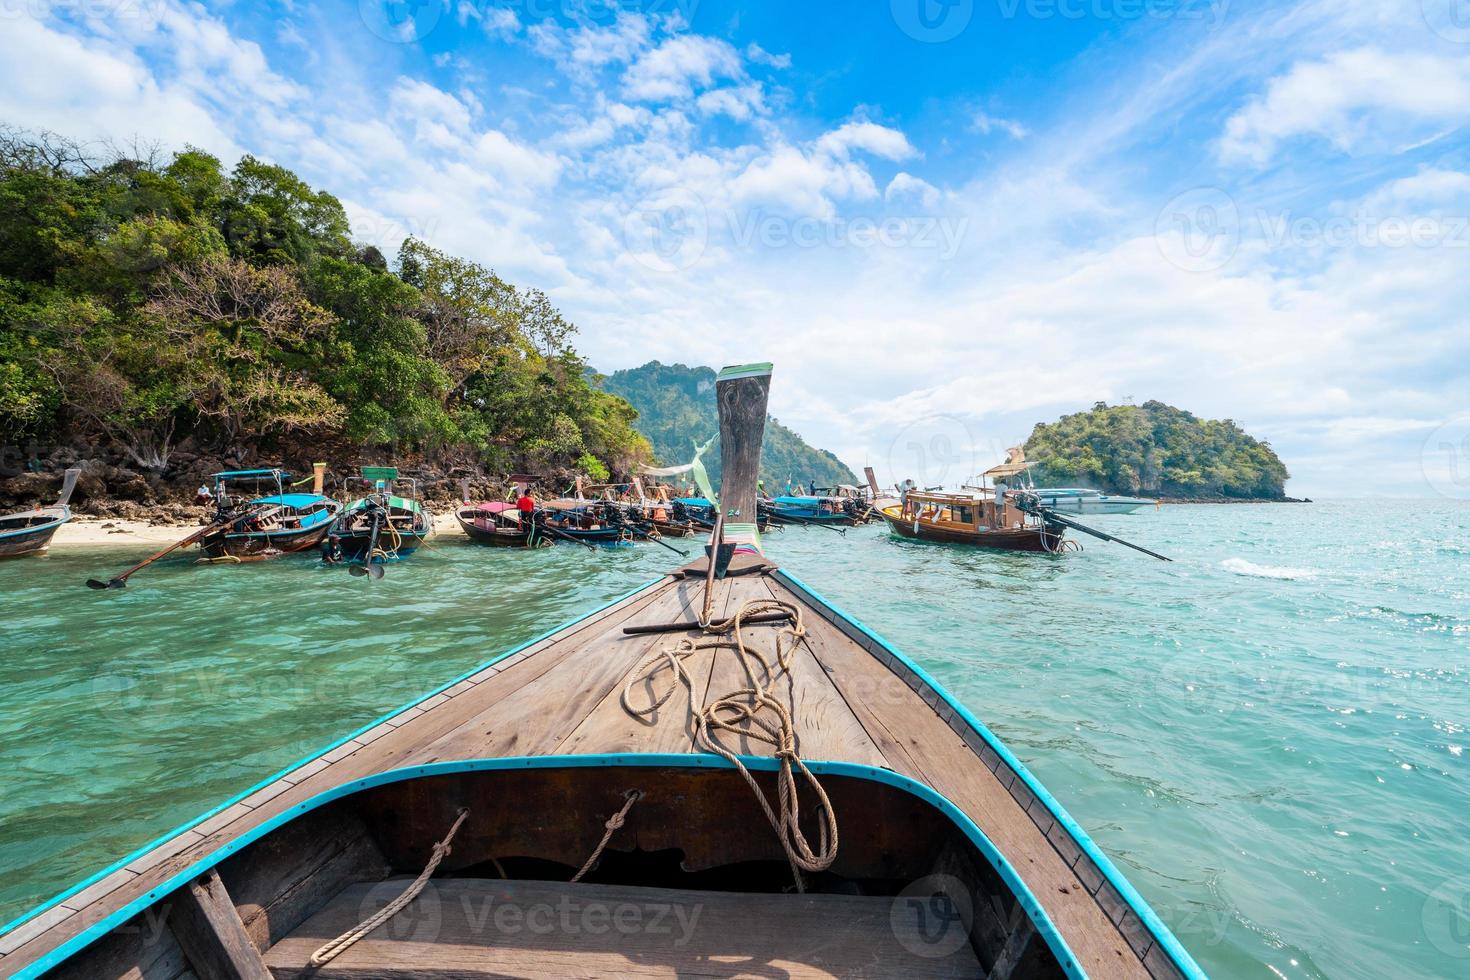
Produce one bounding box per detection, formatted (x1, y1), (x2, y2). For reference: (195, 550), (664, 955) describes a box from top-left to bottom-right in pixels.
(598, 361), (858, 489)
(1024, 400), (1290, 499)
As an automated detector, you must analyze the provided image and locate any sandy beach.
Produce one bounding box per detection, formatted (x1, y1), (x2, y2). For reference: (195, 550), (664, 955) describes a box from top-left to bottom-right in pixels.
(50, 513), (467, 550)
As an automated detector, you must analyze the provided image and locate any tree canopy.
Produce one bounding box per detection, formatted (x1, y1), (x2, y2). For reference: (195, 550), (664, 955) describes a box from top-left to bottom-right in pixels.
(0, 127), (651, 479)
(1023, 400), (1290, 499)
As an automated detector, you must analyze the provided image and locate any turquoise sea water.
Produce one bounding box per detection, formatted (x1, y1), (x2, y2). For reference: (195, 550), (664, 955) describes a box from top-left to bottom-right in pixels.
(1, 501), (1467, 978)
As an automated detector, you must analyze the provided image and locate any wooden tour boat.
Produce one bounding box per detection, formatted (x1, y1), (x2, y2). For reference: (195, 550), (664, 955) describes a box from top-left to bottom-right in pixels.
(197, 467), (341, 562)
(323, 468), (433, 574)
(1, 364), (1204, 980)
(881, 488), (1067, 552)
(454, 501), (546, 548)
(0, 469), (78, 559)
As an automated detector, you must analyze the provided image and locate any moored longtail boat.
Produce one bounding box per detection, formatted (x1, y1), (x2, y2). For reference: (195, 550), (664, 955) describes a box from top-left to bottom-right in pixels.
(454, 501), (545, 548)
(197, 466), (341, 561)
(323, 467), (432, 569)
(0, 363), (1205, 980)
(0, 469), (78, 559)
(880, 488), (1067, 552)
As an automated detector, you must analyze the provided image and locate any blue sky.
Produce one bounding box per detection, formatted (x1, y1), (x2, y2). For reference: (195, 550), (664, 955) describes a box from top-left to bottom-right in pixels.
(4, 0), (1469, 496)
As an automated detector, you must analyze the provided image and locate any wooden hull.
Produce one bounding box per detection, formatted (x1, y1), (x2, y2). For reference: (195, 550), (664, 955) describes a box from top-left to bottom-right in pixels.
(0, 518), (64, 558)
(328, 528), (430, 561)
(881, 510), (1064, 552)
(198, 522), (334, 559)
(454, 512), (539, 547)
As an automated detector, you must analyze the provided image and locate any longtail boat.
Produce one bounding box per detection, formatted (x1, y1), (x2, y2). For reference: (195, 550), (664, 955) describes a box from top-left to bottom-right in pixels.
(0, 469), (78, 558)
(323, 467), (433, 569)
(880, 488), (1067, 552)
(453, 501), (544, 548)
(0, 363), (1204, 980)
(197, 467), (341, 562)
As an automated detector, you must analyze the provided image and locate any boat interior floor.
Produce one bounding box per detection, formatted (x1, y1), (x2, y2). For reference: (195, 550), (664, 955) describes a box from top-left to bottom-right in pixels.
(264, 877), (982, 979)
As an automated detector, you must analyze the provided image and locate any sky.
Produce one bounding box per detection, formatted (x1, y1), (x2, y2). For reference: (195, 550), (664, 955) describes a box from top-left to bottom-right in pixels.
(2, 0), (1469, 498)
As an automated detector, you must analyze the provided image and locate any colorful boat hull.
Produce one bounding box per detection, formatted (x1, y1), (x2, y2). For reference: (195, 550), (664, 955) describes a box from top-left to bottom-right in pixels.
(199, 494), (341, 560)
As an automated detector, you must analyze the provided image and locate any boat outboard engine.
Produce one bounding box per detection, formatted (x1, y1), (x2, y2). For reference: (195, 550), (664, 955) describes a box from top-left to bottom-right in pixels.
(671, 500), (689, 521)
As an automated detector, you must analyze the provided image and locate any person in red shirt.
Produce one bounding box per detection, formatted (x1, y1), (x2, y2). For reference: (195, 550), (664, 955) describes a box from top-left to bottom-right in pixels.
(516, 488), (535, 524)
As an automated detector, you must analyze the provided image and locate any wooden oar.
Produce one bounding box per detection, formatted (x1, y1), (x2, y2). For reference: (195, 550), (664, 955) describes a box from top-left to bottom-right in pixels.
(535, 517), (598, 551)
(774, 512), (847, 535)
(85, 519), (229, 589)
(628, 521), (690, 557)
(1038, 510), (1172, 562)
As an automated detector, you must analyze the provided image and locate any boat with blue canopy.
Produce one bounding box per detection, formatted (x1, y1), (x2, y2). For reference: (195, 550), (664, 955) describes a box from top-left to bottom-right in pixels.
(2, 364), (1204, 980)
(197, 466), (341, 561)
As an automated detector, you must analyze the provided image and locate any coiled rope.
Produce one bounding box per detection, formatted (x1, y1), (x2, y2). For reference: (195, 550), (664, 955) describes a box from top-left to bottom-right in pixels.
(308, 808), (470, 967)
(619, 598), (838, 891)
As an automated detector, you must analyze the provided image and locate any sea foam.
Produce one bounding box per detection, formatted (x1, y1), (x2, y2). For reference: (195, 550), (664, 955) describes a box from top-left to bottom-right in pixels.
(1220, 558), (1318, 580)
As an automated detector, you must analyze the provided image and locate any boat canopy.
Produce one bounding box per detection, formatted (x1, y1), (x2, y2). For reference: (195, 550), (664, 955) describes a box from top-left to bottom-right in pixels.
(475, 501), (516, 513)
(637, 462), (695, 476)
(214, 468), (286, 479)
(252, 493), (330, 508)
(675, 496), (713, 507)
(982, 446), (1037, 480)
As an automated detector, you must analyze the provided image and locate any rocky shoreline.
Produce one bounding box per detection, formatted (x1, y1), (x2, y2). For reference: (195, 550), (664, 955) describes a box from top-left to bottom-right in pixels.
(1, 445), (540, 525)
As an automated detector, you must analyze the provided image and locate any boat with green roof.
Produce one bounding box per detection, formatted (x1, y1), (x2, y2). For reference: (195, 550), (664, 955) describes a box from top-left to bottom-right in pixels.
(323, 467), (433, 574)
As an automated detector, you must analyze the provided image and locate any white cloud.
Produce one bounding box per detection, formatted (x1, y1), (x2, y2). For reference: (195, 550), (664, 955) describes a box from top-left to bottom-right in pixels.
(1221, 47), (1470, 165)
(971, 111), (1028, 140)
(746, 43), (791, 69)
(694, 84), (767, 121)
(884, 173), (941, 209)
(622, 34), (744, 101)
(814, 121), (917, 162)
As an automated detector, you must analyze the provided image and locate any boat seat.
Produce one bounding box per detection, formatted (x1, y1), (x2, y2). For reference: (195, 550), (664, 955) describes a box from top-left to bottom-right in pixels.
(262, 878), (983, 978)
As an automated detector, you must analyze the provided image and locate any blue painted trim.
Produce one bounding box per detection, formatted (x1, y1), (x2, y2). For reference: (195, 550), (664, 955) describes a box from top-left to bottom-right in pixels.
(0, 576), (668, 941)
(9, 755), (1084, 980)
(773, 569), (1209, 980)
(0, 517), (66, 541)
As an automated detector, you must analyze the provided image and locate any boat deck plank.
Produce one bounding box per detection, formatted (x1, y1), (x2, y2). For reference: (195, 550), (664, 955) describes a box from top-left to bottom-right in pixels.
(262, 878), (984, 979)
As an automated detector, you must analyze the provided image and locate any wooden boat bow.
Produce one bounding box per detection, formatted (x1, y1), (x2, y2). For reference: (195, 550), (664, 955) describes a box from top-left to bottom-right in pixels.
(0, 367), (1205, 980)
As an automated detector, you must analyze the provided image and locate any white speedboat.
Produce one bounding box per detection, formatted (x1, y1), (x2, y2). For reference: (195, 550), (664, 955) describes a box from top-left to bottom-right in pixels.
(1030, 487), (1155, 514)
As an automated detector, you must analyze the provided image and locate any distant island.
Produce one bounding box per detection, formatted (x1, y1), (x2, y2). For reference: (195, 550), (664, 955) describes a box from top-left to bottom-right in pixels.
(599, 361), (858, 489)
(1023, 401), (1292, 501)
